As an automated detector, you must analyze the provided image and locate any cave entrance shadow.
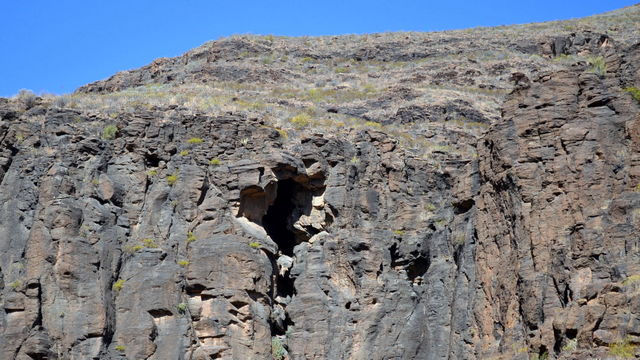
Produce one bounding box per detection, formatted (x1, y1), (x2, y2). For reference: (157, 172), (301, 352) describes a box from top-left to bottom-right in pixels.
(262, 178), (310, 257)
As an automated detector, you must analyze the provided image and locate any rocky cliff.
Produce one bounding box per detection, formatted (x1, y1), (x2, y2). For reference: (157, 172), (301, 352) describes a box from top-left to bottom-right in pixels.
(1, 4), (640, 360)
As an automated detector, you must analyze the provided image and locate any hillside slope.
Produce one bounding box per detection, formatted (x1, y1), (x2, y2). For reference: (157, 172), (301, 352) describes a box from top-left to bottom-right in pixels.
(1, 4), (639, 359)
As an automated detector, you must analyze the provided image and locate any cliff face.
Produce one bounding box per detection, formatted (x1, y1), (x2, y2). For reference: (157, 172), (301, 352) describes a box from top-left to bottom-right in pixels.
(1, 5), (640, 360)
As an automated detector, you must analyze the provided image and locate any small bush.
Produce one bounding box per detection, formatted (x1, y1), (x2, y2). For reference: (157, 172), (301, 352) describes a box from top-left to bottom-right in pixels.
(102, 125), (118, 140)
(178, 260), (190, 267)
(609, 338), (637, 359)
(335, 67), (349, 74)
(115, 345), (126, 352)
(112, 279), (125, 292)
(624, 87), (640, 103)
(209, 158), (222, 166)
(587, 56), (607, 77)
(272, 337), (286, 360)
(8, 280), (21, 290)
(249, 242), (261, 249)
(187, 137), (204, 144)
(365, 121), (383, 128)
(167, 173), (178, 186)
(177, 302), (188, 314)
(290, 113), (311, 128)
(179, 150), (189, 156)
(142, 238), (157, 248)
(16, 89), (37, 108)
(147, 169), (158, 177)
(187, 232), (197, 243)
(393, 230), (405, 236)
(424, 203), (437, 212)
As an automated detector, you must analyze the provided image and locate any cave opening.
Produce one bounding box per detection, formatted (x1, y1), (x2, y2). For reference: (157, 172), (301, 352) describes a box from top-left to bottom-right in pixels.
(262, 178), (300, 257)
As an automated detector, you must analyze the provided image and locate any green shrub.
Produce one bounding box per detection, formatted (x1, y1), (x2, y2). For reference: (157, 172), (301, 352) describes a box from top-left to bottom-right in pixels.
(249, 242), (261, 249)
(177, 302), (188, 314)
(178, 260), (190, 267)
(393, 230), (405, 236)
(8, 280), (21, 290)
(424, 203), (437, 212)
(624, 87), (640, 103)
(147, 169), (158, 177)
(272, 337), (286, 360)
(334, 67), (349, 74)
(290, 113), (311, 128)
(102, 125), (118, 140)
(587, 56), (607, 77)
(112, 279), (125, 292)
(114, 345), (126, 352)
(609, 338), (637, 359)
(365, 121), (383, 128)
(209, 158), (222, 166)
(187, 137), (204, 144)
(179, 150), (189, 156)
(187, 232), (197, 243)
(167, 173), (178, 185)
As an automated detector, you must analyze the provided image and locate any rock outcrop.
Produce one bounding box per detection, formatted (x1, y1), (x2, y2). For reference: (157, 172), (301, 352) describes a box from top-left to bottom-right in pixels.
(1, 4), (639, 360)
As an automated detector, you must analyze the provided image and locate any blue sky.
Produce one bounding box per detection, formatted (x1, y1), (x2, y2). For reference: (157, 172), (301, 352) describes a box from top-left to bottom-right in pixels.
(1, 0), (637, 97)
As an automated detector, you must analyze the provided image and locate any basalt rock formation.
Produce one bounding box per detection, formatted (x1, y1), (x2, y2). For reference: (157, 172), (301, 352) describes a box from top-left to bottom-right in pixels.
(1, 4), (640, 360)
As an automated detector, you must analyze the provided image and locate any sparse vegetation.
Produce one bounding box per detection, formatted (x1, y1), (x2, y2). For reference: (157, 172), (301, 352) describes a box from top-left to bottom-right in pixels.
(624, 87), (640, 104)
(178, 260), (190, 267)
(142, 238), (158, 248)
(609, 337), (637, 359)
(249, 242), (261, 249)
(112, 279), (125, 292)
(272, 336), (286, 360)
(393, 230), (405, 236)
(147, 169), (158, 177)
(167, 173), (178, 185)
(15, 89), (38, 108)
(115, 345), (126, 352)
(8, 280), (21, 290)
(187, 232), (197, 243)
(290, 113), (311, 128)
(179, 150), (189, 156)
(102, 125), (118, 140)
(124, 244), (144, 254)
(587, 56), (607, 77)
(424, 203), (437, 212)
(622, 274), (640, 286)
(209, 158), (222, 166)
(177, 302), (188, 314)
(187, 137), (204, 144)
(561, 338), (577, 352)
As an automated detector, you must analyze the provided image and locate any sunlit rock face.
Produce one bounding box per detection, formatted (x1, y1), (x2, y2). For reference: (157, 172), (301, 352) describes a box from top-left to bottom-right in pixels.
(1, 4), (640, 359)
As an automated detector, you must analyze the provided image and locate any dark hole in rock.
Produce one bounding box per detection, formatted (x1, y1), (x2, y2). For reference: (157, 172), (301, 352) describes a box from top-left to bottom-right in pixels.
(148, 309), (173, 318)
(144, 152), (161, 167)
(566, 329), (577, 339)
(262, 179), (309, 256)
(407, 256), (430, 281)
(453, 199), (475, 214)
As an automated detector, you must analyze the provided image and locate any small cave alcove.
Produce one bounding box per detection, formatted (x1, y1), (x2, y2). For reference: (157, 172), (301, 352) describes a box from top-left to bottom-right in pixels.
(262, 178), (300, 257)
